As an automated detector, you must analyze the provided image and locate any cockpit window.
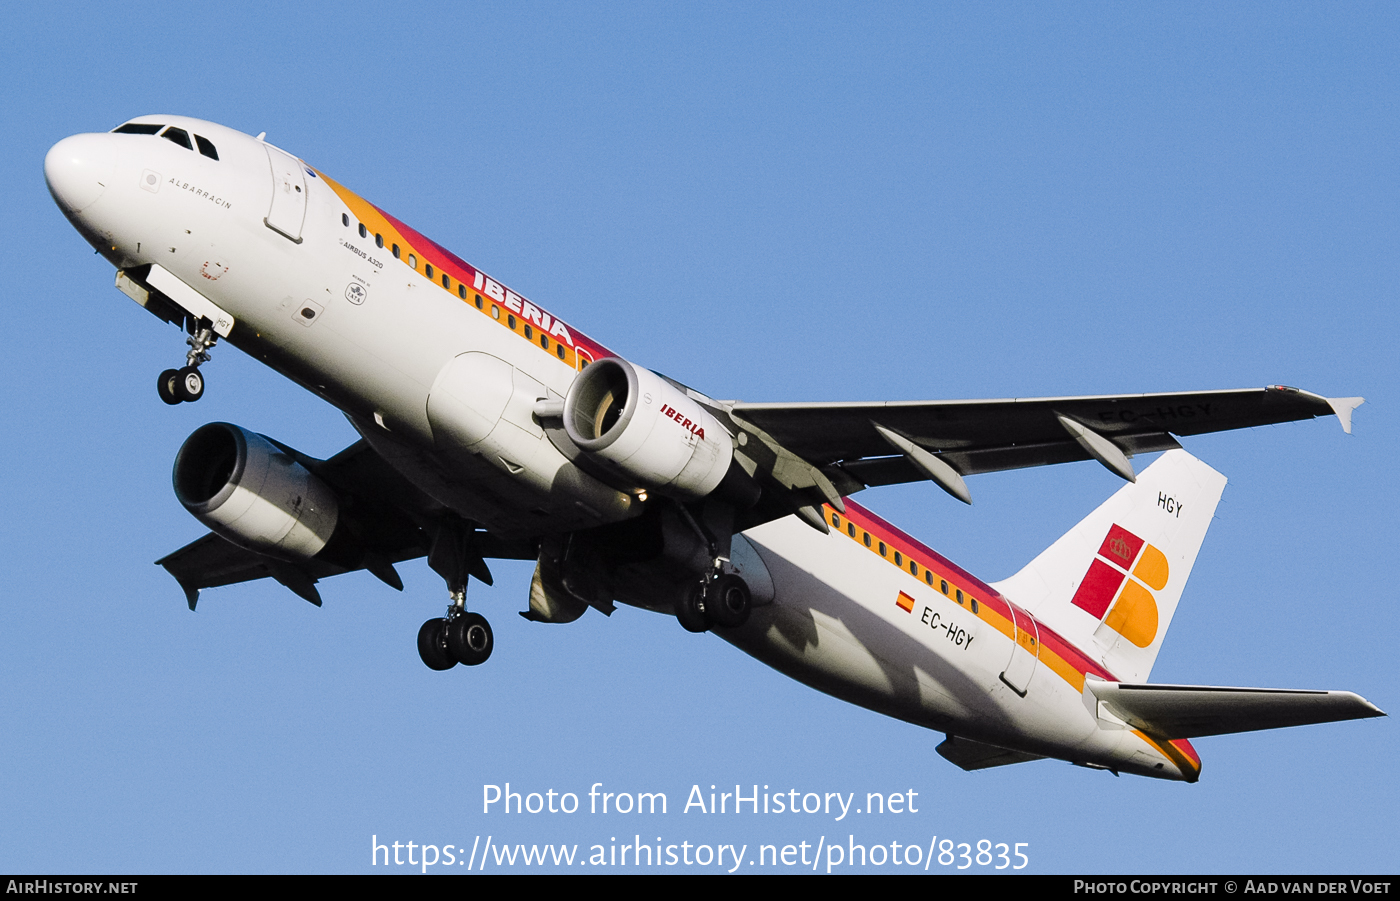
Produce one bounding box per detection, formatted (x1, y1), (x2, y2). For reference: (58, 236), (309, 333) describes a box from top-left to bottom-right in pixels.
(113, 122), (163, 135)
(194, 134), (219, 160)
(160, 127), (193, 151)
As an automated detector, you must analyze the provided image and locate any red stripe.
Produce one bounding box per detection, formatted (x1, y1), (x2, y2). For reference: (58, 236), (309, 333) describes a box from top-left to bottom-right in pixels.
(373, 204), (615, 364)
(840, 499), (1119, 683)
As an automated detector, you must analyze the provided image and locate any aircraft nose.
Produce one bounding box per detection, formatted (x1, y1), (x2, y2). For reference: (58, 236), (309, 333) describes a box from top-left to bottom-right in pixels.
(45, 134), (115, 215)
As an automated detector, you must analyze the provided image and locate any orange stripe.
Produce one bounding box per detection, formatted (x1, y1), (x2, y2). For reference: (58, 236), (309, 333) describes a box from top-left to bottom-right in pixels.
(1132, 730), (1202, 782)
(315, 170), (609, 370)
(827, 501), (1119, 698)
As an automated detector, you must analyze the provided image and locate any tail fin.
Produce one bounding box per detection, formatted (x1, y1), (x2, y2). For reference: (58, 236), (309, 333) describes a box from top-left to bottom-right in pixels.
(990, 450), (1227, 683)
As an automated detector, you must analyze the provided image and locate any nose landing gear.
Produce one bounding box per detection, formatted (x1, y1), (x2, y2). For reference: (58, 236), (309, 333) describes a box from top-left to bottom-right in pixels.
(158, 366), (205, 404)
(157, 322), (216, 404)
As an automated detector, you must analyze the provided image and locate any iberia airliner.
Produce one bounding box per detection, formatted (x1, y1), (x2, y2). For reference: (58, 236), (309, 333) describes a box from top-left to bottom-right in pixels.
(44, 116), (1382, 780)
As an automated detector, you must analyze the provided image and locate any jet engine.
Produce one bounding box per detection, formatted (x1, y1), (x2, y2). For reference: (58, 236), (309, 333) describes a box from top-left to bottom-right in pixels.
(563, 358), (736, 501)
(172, 422), (340, 560)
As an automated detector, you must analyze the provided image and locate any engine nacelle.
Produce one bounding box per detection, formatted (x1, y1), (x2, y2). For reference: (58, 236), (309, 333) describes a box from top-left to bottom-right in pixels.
(172, 422), (340, 560)
(563, 358), (733, 500)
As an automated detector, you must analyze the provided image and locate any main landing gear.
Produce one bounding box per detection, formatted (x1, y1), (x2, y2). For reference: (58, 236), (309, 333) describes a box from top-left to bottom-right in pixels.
(675, 572), (752, 634)
(418, 519), (496, 671)
(670, 500), (753, 634)
(418, 607), (494, 670)
(157, 323), (217, 405)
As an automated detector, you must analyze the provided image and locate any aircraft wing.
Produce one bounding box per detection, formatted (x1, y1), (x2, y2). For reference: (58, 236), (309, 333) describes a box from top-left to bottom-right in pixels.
(1086, 681), (1385, 739)
(731, 386), (1361, 495)
(156, 532), (378, 610)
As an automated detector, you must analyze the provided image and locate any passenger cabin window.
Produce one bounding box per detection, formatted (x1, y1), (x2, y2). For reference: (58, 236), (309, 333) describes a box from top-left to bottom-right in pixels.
(160, 127), (192, 150)
(113, 122), (162, 135)
(194, 135), (219, 160)
(359, 224), (368, 239)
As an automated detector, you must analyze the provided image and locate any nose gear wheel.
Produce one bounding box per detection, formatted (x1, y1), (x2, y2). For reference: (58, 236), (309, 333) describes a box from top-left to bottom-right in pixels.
(157, 322), (217, 404)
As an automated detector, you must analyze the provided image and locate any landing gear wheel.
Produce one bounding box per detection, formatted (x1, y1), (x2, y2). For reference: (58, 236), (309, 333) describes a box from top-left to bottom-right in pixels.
(175, 366), (204, 403)
(447, 612), (493, 666)
(707, 574), (751, 628)
(157, 369), (181, 405)
(675, 584), (709, 633)
(417, 618), (456, 670)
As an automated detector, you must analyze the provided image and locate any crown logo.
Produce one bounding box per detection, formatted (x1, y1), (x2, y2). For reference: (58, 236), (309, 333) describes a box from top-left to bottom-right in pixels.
(1070, 524), (1169, 648)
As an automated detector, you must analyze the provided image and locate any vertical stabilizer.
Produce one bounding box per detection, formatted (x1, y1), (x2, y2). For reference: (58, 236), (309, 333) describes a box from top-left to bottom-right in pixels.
(990, 450), (1227, 683)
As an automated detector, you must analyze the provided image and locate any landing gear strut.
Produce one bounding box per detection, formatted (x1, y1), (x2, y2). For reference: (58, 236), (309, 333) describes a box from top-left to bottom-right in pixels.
(157, 322), (216, 404)
(417, 519), (496, 671)
(671, 500), (752, 633)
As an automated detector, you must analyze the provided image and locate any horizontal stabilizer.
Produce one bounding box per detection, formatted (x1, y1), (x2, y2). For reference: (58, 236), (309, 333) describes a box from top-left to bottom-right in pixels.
(936, 735), (1045, 771)
(1086, 680), (1385, 739)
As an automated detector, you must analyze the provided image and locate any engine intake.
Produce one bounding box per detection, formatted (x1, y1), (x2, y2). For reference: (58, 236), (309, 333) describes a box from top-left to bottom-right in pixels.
(563, 358), (734, 500)
(173, 422), (340, 560)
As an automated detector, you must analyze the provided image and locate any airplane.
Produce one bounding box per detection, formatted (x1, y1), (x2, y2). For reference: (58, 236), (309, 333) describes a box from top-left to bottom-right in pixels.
(44, 115), (1383, 782)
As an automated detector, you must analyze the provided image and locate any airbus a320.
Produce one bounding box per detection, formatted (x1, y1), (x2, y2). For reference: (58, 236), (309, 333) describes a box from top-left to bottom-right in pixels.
(44, 116), (1383, 781)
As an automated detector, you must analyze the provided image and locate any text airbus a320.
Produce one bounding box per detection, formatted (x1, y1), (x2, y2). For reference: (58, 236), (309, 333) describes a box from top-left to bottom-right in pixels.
(44, 116), (1383, 781)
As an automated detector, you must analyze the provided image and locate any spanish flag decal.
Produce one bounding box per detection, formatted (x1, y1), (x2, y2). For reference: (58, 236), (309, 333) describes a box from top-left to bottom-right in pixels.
(1070, 524), (1167, 647)
(896, 591), (916, 613)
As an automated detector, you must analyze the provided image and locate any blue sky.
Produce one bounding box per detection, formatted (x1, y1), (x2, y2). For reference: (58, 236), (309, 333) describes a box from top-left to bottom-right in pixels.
(3, 2), (1396, 873)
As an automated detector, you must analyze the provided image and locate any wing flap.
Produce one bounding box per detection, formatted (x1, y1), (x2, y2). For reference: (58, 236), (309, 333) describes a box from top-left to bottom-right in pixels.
(1086, 680), (1385, 739)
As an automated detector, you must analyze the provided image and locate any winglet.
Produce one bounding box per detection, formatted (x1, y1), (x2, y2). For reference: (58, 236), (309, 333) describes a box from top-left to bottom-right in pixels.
(1328, 396), (1364, 435)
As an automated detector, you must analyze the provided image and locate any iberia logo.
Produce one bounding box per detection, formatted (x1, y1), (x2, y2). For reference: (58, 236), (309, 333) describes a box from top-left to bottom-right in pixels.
(1070, 524), (1168, 647)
